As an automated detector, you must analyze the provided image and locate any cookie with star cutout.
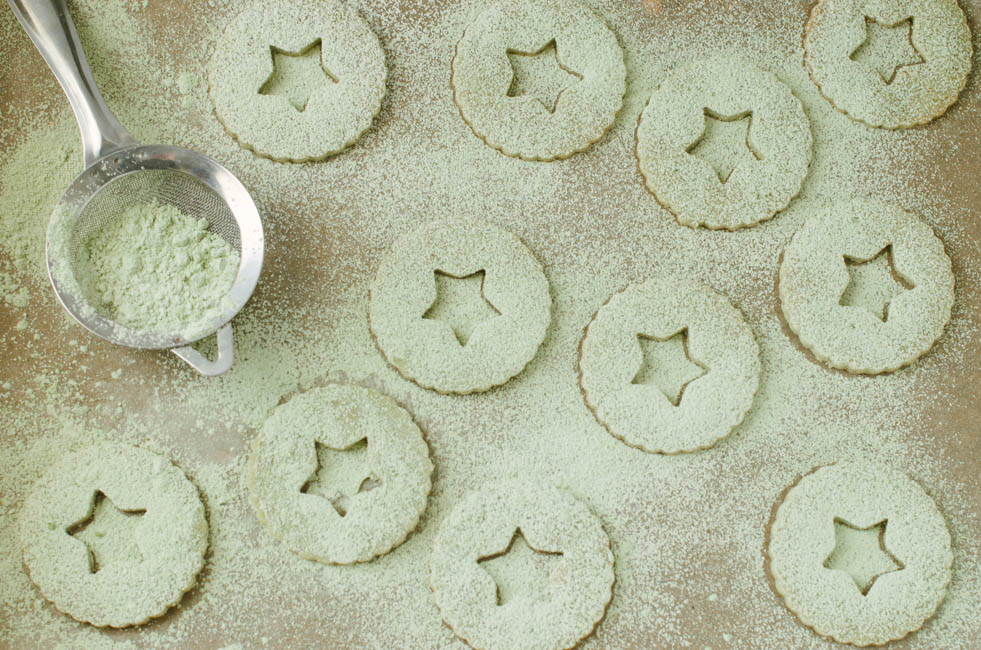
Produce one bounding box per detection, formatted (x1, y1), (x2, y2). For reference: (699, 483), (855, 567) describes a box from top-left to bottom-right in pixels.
(369, 219), (551, 394)
(451, 0), (626, 161)
(636, 54), (812, 230)
(579, 278), (760, 454)
(431, 480), (614, 650)
(20, 443), (208, 628)
(768, 462), (952, 646)
(246, 384), (433, 564)
(803, 0), (972, 128)
(779, 199), (954, 374)
(208, 0), (386, 162)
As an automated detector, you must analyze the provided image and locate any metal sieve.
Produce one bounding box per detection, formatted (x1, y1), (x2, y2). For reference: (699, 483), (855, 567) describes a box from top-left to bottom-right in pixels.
(9, 0), (264, 375)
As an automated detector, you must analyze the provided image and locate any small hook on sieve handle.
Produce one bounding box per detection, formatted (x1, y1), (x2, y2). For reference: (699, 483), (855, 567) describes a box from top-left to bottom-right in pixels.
(171, 324), (235, 377)
(6, 0), (137, 166)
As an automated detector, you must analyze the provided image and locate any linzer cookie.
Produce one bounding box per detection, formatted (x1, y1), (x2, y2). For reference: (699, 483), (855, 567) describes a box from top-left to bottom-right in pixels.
(452, 0), (625, 161)
(779, 199), (954, 374)
(208, 0), (386, 162)
(636, 54), (812, 230)
(803, 0), (972, 128)
(768, 463), (952, 645)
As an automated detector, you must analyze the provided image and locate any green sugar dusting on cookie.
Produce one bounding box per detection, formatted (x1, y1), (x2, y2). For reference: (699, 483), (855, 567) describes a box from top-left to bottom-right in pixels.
(76, 200), (239, 336)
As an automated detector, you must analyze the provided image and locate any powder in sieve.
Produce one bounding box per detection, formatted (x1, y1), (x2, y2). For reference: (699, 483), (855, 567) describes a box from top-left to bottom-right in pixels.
(75, 199), (239, 337)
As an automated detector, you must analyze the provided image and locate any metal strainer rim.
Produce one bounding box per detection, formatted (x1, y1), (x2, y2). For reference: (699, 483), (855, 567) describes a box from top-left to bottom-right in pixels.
(46, 144), (264, 351)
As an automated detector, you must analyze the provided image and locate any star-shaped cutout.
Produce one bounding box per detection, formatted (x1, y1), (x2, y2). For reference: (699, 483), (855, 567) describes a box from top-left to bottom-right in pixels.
(823, 518), (905, 595)
(632, 328), (709, 406)
(686, 109), (762, 184)
(477, 528), (564, 606)
(850, 16), (925, 85)
(259, 39), (339, 112)
(301, 438), (381, 517)
(839, 245), (914, 322)
(506, 40), (583, 113)
(422, 270), (502, 346)
(67, 491), (146, 573)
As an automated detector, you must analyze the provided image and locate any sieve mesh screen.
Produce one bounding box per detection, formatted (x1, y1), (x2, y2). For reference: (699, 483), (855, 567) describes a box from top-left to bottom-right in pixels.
(68, 169), (242, 275)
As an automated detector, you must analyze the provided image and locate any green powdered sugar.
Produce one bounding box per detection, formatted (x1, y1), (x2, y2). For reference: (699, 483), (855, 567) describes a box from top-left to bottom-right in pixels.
(0, 120), (80, 283)
(76, 200), (239, 336)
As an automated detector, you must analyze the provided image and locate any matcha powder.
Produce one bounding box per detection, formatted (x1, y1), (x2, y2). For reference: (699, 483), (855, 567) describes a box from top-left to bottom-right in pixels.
(76, 199), (239, 336)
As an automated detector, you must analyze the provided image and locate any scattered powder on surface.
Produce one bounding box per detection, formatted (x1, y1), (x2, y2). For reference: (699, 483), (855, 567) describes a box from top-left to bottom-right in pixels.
(0, 0), (979, 648)
(0, 120), (79, 282)
(77, 200), (239, 336)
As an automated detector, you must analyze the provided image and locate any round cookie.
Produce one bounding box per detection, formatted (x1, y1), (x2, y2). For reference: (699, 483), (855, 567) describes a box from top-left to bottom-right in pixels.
(20, 443), (208, 628)
(779, 199), (954, 374)
(579, 278), (760, 454)
(451, 0), (626, 161)
(636, 54), (812, 230)
(768, 463), (952, 646)
(247, 384), (433, 564)
(369, 219), (551, 394)
(804, 0), (972, 129)
(431, 481), (614, 650)
(208, 0), (386, 162)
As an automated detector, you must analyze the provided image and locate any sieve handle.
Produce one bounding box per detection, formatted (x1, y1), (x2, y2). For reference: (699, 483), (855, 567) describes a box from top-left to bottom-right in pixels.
(171, 324), (235, 377)
(7, 0), (137, 166)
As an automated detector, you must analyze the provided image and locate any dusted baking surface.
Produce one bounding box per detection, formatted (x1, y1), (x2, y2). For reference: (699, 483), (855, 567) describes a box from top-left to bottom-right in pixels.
(1, 0), (979, 648)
